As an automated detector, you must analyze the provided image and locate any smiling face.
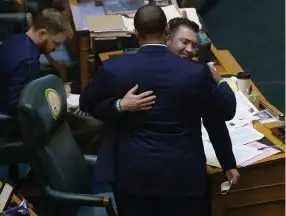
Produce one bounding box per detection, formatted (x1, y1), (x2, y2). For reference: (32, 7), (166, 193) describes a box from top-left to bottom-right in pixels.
(167, 26), (199, 60)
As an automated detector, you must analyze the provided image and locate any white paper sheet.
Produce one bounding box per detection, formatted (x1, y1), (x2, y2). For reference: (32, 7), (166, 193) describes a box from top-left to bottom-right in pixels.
(67, 94), (80, 108)
(226, 116), (259, 130)
(161, 5), (181, 22)
(180, 8), (202, 29)
(240, 142), (281, 167)
(122, 16), (135, 32)
(203, 140), (263, 168)
(233, 91), (259, 120)
(202, 125), (264, 146)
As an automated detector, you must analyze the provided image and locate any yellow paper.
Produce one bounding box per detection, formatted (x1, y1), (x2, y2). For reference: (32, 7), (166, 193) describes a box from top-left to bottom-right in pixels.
(228, 82), (238, 92)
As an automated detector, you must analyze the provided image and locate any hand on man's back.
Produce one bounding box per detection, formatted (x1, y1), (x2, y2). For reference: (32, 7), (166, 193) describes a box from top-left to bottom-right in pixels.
(120, 84), (156, 112)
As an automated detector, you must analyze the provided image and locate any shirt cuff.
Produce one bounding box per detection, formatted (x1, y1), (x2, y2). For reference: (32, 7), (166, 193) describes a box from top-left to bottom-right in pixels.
(114, 99), (122, 112)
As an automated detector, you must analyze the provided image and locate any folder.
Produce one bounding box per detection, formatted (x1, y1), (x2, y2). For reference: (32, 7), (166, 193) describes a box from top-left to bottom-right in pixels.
(86, 15), (127, 32)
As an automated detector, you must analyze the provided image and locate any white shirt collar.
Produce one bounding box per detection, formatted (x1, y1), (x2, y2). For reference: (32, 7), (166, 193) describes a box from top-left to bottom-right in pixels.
(140, 44), (167, 48)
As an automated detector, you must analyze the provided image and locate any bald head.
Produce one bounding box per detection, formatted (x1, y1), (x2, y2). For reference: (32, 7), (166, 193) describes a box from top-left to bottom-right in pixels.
(134, 4), (167, 40)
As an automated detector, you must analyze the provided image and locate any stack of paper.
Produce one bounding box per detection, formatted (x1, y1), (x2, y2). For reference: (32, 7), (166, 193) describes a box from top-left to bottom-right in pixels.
(240, 142), (281, 167)
(202, 90), (280, 168)
(121, 5), (202, 33)
(203, 140), (263, 167)
(87, 15), (131, 39)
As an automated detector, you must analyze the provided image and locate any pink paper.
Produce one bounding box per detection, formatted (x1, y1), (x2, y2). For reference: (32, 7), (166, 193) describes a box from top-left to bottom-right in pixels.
(240, 141), (281, 167)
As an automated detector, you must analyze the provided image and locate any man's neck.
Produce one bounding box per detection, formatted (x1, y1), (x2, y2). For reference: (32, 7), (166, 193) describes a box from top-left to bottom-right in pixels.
(139, 39), (166, 46)
(26, 28), (40, 47)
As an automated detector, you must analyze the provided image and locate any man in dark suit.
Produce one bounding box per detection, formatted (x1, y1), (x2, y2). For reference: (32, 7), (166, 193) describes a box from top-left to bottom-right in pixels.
(90, 18), (236, 122)
(168, 17), (236, 120)
(0, 8), (102, 152)
(80, 4), (239, 216)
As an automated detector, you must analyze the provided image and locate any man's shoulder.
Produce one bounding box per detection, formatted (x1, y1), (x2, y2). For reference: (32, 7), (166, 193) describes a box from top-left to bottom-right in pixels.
(1, 34), (25, 46)
(103, 51), (180, 67)
(102, 53), (144, 74)
(103, 53), (138, 65)
(0, 34), (39, 67)
(187, 60), (207, 70)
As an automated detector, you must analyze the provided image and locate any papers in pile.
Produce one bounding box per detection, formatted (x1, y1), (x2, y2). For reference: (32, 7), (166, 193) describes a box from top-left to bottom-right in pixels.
(122, 5), (202, 33)
(203, 91), (280, 168)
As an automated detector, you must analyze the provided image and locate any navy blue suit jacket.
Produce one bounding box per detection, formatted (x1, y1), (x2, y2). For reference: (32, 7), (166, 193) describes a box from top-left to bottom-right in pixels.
(0, 33), (41, 116)
(80, 45), (236, 197)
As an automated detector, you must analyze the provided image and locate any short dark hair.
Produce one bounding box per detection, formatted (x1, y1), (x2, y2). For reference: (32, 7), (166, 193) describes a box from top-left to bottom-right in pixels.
(33, 8), (73, 39)
(168, 17), (199, 38)
(134, 4), (167, 39)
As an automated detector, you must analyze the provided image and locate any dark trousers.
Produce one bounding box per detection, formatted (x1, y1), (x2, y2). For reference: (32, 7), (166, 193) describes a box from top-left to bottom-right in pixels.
(66, 114), (104, 154)
(114, 191), (204, 216)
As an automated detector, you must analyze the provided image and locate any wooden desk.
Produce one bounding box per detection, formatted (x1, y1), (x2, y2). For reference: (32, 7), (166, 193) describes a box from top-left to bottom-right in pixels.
(68, 0), (98, 90)
(209, 47), (285, 216)
(0, 182), (37, 216)
(68, 0), (181, 90)
(99, 48), (285, 216)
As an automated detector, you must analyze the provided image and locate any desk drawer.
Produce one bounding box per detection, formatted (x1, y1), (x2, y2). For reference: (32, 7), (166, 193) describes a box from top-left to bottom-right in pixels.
(211, 159), (285, 191)
(210, 159), (285, 216)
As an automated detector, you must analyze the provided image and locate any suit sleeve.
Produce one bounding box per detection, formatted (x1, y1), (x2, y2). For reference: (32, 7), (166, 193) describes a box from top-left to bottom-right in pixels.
(200, 65), (237, 171)
(91, 97), (124, 121)
(214, 82), (237, 121)
(79, 66), (124, 121)
(80, 65), (110, 113)
(9, 60), (39, 115)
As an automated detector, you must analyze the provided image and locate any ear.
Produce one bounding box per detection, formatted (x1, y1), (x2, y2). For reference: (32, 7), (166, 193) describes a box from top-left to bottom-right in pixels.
(134, 29), (139, 41)
(38, 29), (47, 39)
(167, 39), (170, 46)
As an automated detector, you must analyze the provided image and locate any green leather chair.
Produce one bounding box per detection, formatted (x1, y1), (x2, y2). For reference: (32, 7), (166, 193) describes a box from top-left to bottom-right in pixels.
(18, 75), (117, 216)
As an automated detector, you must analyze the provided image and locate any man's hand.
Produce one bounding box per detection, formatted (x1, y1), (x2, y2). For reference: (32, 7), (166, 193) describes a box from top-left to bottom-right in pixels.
(120, 84), (156, 111)
(225, 169), (240, 184)
(208, 62), (222, 84)
(64, 83), (71, 97)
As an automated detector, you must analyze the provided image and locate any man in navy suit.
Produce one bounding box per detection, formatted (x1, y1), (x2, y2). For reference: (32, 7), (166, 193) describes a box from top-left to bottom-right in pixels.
(89, 18), (236, 122)
(168, 17), (236, 120)
(80, 4), (239, 216)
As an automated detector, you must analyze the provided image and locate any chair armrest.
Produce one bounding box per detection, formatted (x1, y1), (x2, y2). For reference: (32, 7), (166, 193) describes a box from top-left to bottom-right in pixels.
(0, 113), (18, 125)
(44, 185), (111, 207)
(84, 155), (98, 165)
(0, 113), (14, 121)
(0, 13), (29, 24)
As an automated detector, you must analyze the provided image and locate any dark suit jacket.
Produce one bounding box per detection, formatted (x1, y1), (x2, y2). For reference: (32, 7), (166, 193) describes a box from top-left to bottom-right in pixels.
(80, 45), (236, 198)
(213, 81), (236, 120)
(0, 33), (41, 116)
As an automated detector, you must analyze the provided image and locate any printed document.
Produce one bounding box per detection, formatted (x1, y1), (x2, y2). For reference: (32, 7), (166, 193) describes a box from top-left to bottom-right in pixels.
(203, 140), (263, 168)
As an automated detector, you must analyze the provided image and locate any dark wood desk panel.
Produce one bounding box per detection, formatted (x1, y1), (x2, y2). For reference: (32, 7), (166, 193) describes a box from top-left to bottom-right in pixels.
(68, 0), (103, 90)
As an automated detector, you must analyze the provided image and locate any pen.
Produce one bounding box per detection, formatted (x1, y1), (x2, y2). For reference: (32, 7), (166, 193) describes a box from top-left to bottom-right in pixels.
(257, 146), (280, 151)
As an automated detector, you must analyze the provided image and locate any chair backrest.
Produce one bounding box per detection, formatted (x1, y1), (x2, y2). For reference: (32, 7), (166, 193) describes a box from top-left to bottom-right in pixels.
(0, 13), (28, 43)
(18, 75), (91, 194)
